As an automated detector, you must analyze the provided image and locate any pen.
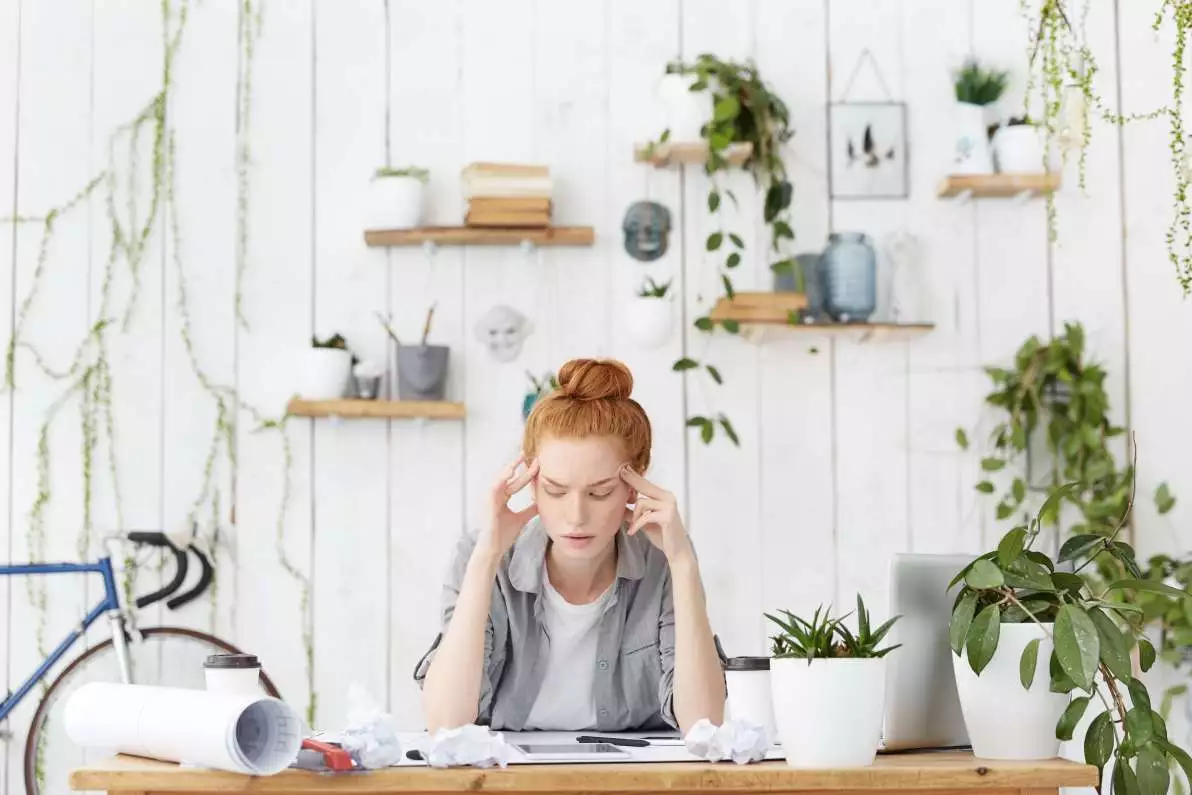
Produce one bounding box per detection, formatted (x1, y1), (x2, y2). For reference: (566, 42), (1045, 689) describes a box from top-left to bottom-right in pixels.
(575, 735), (650, 747)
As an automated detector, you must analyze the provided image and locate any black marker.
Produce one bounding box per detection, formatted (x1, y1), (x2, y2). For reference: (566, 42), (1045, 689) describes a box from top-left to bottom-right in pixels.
(575, 735), (650, 747)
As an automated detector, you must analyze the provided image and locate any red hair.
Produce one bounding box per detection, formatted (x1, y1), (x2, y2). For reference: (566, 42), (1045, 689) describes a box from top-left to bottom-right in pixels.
(523, 358), (652, 473)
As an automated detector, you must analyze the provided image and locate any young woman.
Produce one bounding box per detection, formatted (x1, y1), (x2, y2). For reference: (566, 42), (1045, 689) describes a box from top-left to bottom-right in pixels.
(415, 358), (726, 734)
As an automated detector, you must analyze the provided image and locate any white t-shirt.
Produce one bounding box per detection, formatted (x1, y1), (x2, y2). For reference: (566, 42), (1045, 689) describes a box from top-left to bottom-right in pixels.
(522, 572), (613, 730)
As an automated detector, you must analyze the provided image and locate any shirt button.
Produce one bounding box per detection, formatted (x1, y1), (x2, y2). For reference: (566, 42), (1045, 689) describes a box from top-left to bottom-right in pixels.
(598, 659), (609, 671)
(599, 708), (609, 718)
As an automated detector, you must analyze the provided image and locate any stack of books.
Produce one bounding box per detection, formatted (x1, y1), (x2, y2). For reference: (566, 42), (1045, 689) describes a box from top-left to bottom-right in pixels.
(462, 162), (552, 228)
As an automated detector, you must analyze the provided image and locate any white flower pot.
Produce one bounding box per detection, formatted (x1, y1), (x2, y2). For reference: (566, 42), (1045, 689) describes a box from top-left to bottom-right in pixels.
(951, 102), (995, 175)
(655, 73), (711, 141)
(993, 125), (1046, 173)
(626, 296), (673, 349)
(953, 623), (1070, 760)
(369, 175), (424, 229)
(298, 348), (352, 400)
(770, 658), (886, 768)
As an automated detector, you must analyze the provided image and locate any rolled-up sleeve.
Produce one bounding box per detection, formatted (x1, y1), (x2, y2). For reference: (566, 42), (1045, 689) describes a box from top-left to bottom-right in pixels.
(412, 529), (501, 722)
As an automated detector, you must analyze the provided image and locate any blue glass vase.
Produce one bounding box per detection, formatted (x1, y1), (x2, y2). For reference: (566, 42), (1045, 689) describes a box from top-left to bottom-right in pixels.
(821, 232), (877, 323)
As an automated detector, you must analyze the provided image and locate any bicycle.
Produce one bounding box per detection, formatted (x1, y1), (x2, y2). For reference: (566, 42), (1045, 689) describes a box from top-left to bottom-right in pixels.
(0, 531), (281, 795)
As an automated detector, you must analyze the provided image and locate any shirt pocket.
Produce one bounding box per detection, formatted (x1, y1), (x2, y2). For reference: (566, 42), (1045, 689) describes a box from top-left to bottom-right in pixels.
(619, 637), (662, 713)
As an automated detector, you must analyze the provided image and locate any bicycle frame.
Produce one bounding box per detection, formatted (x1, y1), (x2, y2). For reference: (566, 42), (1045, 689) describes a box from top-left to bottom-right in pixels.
(0, 557), (127, 725)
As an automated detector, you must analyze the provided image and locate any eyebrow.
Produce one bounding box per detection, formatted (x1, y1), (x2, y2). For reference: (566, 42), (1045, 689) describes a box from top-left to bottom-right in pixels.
(542, 476), (619, 489)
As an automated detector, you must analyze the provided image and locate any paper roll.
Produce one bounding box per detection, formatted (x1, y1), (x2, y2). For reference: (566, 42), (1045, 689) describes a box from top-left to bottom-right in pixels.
(65, 682), (302, 775)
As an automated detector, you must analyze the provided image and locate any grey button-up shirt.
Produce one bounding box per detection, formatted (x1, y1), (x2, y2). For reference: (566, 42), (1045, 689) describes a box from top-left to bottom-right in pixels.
(414, 518), (725, 731)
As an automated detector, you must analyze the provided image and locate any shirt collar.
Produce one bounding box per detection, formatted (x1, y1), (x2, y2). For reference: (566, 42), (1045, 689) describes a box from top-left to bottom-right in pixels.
(508, 516), (647, 593)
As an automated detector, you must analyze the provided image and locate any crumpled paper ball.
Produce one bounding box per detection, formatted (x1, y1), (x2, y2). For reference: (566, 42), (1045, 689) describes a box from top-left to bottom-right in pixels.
(338, 684), (404, 769)
(684, 718), (770, 764)
(417, 724), (512, 769)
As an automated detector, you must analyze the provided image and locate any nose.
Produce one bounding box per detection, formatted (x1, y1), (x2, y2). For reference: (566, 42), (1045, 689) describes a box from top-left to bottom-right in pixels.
(564, 492), (589, 528)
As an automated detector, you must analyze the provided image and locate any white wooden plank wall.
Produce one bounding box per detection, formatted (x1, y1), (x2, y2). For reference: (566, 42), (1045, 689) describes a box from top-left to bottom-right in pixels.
(2, 4), (1191, 794)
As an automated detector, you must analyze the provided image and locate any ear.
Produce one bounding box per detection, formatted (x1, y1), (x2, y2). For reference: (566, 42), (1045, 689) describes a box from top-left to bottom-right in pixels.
(626, 488), (638, 506)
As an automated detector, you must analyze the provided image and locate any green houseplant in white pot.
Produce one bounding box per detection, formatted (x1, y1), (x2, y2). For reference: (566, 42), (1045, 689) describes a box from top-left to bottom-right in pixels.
(627, 277), (674, 350)
(767, 596), (900, 768)
(369, 165), (428, 229)
(948, 484), (1192, 790)
(992, 116), (1046, 174)
(951, 58), (1007, 176)
(299, 333), (354, 400)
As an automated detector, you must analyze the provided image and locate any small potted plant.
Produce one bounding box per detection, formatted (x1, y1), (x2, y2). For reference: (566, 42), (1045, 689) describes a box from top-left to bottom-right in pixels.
(654, 64), (712, 142)
(766, 595), (900, 768)
(627, 277), (674, 349)
(992, 115), (1046, 174)
(951, 58), (1008, 175)
(300, 333), (355, 400)
(369, 165), (429, 230)
(948, 482), (1192, 782)
(523, 371), (559, 420)
(379, 305), (450, 401)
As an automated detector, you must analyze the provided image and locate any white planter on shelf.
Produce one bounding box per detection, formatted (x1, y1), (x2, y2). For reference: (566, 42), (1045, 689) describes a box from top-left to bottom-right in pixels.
(298, 348), (352, 401)
(369, 174), (424, 230)
(626, 296), (674, 349)
(770, 658), (887, 768)
(951, 102), (995, 175)
(952, 623), (1070, 760)
(993, 124), (1046, 173)
(655, 72), (712, 142)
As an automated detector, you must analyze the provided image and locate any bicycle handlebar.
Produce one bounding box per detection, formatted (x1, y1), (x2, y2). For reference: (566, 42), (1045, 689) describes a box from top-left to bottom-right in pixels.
(126, 531), (214, 611)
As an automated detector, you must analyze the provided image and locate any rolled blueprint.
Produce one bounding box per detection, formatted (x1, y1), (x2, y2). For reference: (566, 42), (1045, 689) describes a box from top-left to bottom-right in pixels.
(64, 682), (302, 775)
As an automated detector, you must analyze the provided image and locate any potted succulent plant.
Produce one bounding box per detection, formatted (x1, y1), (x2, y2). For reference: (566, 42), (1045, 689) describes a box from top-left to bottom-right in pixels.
(948, 482), (1192, 788)
(369, 165), (429, 230)
(992, 116), (1046, 174)
(627, 277), (674, 350)
(300, 333), (354, 400)
(766, 595), (900, 768)
(952, 58), (1008, 175)
(523, 371), (559, 420)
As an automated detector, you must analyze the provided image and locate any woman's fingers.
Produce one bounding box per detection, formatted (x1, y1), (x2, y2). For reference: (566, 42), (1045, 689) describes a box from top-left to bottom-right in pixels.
(504, 458), (539, 497)
(514, 502), (539, 525)
(618, 464), (668, 501)
(629, 508), (659, 535)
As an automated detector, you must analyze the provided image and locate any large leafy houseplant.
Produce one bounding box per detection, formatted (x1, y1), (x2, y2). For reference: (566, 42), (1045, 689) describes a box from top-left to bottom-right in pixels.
(949, 486), (1192, 794)
(655, 54), (795, 447)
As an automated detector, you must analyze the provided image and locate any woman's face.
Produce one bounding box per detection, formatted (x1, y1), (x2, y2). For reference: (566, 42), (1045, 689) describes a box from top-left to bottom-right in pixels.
(533, 435), (633, 561)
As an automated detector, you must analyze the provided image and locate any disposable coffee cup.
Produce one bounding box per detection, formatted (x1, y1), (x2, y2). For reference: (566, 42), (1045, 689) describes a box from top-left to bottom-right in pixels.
(724, 656), (776, 742)
(203, 653), (262, 695)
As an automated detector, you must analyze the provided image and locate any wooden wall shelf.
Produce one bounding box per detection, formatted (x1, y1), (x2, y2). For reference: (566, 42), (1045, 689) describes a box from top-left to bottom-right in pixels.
(364, 226), (594, 247)
(286, 398), (465, 420)
(710, 295), (933, 344)
(937, 173), (1061, 203)
(634, 141), (753, 168)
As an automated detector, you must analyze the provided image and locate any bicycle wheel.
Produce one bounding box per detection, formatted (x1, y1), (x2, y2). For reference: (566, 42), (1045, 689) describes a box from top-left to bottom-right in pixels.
(23, 625), (281, 795)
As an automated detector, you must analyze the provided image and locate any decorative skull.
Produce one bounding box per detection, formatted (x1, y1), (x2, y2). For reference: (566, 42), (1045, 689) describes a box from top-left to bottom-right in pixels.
(621, 201), (672, 262)
(474, 304), (534, 363)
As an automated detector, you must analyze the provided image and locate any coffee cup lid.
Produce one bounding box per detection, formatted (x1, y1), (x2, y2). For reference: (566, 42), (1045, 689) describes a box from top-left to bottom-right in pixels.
(724, 656), (770, 671)
(204, 652), (260, 669)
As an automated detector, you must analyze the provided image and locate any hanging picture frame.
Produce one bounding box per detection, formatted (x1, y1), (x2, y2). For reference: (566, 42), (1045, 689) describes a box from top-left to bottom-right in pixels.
(828, 49), (909, 200)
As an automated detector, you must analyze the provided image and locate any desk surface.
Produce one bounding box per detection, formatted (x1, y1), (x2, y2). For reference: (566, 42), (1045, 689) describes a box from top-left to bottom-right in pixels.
(71, 752), (1098, 793)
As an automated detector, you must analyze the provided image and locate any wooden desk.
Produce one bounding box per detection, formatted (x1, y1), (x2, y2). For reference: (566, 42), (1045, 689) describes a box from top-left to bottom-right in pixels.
(72, 751), (1098, 795)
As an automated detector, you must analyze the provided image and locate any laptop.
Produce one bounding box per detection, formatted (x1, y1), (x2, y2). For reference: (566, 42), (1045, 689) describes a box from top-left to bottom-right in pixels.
(879, 553), (973, 753)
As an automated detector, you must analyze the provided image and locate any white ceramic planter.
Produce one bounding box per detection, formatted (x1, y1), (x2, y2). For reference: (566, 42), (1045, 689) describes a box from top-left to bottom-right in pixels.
(369, 175), (424, 229)
(951, 102), (995, 175)
(655, 72), (712, 141)
(626, 297), (673, 349)
(298, 348), (352, 400)
(993, 125), (1045, 173)
(770, 658), (886, 768)
(953, 623), (1070, 760)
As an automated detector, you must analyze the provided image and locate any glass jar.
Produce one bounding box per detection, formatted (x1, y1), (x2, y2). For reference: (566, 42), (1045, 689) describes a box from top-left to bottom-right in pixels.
(821, 232), (877, 323)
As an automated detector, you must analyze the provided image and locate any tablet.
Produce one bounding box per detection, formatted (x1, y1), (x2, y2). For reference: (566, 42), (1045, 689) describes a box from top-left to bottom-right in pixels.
(513, 742), (631, 762)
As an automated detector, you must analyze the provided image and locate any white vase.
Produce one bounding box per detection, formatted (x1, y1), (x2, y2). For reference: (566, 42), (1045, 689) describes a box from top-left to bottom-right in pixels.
(626, 296), (673, 349)
(655, 72), (711, 141)
(993, 125), (1046, 173)
(298, 348), (352, 400)
(770, 658), (886, 768)
(368, 175), (424, 230)
(951, 102), (995, 175)
(952, 623), (1071, 760)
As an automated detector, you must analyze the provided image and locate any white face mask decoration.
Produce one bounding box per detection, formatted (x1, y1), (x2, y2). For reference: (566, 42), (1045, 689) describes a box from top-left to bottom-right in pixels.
(474, 304), (534, 363)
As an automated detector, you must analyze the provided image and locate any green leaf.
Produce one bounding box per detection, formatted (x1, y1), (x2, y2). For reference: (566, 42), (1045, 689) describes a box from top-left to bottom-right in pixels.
(722, 319), (740, 334)
(1050, 653), (1078, 693)
(975, 481), (995, 494)
(1158, 739), (1192, 794)
(956, 428), (969, 450)
(950, 591), (978, 654)
(1005, 558), (1056, 591)
(1107, 579), (1192, 601)
(1057, 696), (1091, 741)
(694, 316), (713, 332)
(719, 414), (740, 446)
(1139, 638), (1157, 672)
(1127, 677), (1153, 715)
(713, 95), (740, 122)
(1039, 481), (1081, 526)
(1052, 571), (1086, 594)
(705, 364), (723, 385)
(1137, 745), (1170, 795)
(966, 604), (1001, 675)
(1083, 711), (1115, 785)
(708, 191), (721, 213)
(981, 457), (1006, 472)
(726, 252), (741, 268)
(1113, 757), (1140, 795)
(1089, 608), (1132, 681)
(673, 358), (699, 371)
(773, 220), (794, 240)
(966, 559), (1005, 589)
(686, 416), (709, 428)
(1055, 604), (1101, 691)
(729, 233), (744, 248)
(1127, 707), (1154, 745)
(1011, 478), (1026, 504)
(1020, 638), (1041, 689)
(1156, 482), (1176, 515)
(659, 128), (671, 143)
(1059, 533), (1104, 563)
(996, 501), (1015, 520)
(706, 232), (723, 251)
(998, 528), (1027, 569)
(721, 274), (735, 300)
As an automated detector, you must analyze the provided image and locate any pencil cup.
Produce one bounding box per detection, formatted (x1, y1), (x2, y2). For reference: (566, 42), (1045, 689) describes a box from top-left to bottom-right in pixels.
(204, 653), (262, 695)
(396, 344), (449, 401)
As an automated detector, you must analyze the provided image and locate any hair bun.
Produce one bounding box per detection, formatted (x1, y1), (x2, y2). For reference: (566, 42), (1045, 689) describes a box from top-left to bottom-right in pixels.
(557, 358), (634, 401)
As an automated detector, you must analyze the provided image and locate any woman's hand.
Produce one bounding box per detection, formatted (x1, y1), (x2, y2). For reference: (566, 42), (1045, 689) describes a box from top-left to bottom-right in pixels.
(477, 455), (539, 560)
(619, 465), (694, 566)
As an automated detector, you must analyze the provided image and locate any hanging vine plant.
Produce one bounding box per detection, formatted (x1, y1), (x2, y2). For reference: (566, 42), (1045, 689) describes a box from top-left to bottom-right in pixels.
(651, 54), (795, 447)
